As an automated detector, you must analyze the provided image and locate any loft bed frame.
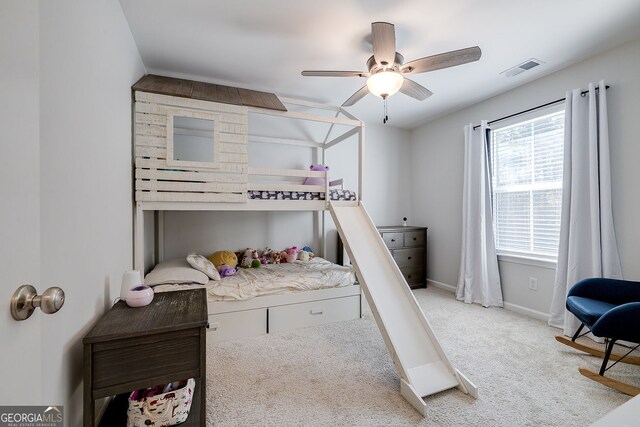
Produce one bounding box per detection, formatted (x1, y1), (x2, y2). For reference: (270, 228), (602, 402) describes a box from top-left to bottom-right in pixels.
(132, 76), (364, 341)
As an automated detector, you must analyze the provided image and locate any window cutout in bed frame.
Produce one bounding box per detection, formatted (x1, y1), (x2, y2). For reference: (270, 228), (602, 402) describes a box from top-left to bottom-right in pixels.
(166, 109), (221, 170)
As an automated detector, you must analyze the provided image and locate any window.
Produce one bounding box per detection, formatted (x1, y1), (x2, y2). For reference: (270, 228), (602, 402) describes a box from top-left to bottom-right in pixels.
(489, 106), (564, 260)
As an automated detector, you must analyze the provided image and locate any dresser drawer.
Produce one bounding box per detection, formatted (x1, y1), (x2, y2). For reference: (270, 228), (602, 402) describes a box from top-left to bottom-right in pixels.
(382, 232), (404, 248)
(404, 230), (425, 247)
(208, 308), (267, 342)
(400, 266), (425, 287)
(393, 248), (424, 268)
(269, 295), (360, 333)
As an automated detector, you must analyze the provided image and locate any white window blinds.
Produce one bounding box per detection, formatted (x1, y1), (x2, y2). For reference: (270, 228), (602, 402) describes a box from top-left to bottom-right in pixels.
(489, 107), (564, 260)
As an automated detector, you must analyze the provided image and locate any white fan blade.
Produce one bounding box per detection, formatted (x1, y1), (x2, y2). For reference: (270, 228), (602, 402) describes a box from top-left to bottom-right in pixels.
(399, 79), (433, 101)
(371, 22), (396, 66)
(342, 85), (370, 107)
(302, 70), (369, 77)
(402, 46), (482, 74)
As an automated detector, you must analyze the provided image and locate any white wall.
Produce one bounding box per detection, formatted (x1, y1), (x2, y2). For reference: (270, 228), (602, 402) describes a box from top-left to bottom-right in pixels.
(410, 37), (640, 316)
(38, 0), (145, 424)
(163, 123), (411, 262)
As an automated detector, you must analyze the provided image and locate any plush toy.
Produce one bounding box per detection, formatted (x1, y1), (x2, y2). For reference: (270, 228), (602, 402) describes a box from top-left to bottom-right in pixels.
(219, 264), (237, 277)
(240, 248), (261, 268)
(260, 247), (273, 264)
(303, 165), (329, 186)
(208, 250), (238, 269)
(299, 251), (310, 262)
(271, 252), (282, 264)
(302, 246), (315, 259)
(285, 246), (299, 263)
(239, 248), (252, 268)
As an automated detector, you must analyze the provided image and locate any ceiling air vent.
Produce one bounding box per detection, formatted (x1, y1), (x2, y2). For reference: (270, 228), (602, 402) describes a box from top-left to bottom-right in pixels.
(501, 58), (544, 77)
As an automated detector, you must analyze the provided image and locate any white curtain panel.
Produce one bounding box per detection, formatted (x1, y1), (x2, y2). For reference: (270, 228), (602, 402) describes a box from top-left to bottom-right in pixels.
(456, 121), (503, 308)
(548, 81), (622, 335)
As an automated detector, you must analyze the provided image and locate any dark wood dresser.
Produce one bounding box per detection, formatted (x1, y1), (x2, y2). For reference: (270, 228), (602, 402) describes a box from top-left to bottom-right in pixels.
(376, 225), (428, 288)
(83, 289), (207, 426)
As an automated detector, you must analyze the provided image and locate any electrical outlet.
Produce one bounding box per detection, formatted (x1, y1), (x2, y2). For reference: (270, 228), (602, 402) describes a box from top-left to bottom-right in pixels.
(529, 277), (538, 291)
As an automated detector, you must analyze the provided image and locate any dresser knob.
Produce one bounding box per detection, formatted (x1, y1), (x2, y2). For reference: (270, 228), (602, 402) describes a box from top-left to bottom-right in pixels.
(391, 239), (395, 242)
(413, 237), (417, 241)
(408, 256), (412, 260)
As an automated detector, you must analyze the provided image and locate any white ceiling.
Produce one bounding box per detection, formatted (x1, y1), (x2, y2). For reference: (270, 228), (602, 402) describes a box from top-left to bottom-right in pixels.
(119, 0), (640, 129)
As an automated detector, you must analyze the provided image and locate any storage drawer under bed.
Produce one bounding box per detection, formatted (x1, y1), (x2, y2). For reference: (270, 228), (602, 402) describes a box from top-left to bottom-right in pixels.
(207, 308), (267, 343)
(268, 295), (361, 334)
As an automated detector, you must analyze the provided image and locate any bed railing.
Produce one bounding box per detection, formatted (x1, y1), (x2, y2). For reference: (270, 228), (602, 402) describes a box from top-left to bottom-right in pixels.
(247, 167), (329, 195)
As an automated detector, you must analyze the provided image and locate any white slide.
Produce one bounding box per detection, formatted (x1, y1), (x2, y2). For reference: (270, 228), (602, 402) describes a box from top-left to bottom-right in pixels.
(330, 202), (477, 415)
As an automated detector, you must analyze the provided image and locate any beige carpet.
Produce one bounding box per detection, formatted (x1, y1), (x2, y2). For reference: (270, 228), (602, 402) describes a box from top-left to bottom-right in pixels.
(206, 287), (638, 426)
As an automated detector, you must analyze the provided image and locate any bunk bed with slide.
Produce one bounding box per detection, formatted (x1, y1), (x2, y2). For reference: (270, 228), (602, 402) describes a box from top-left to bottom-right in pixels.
(131, 74), (477, 415)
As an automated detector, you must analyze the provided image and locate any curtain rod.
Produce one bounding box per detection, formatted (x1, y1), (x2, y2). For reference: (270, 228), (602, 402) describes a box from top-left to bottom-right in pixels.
(472, 85), (610, 130)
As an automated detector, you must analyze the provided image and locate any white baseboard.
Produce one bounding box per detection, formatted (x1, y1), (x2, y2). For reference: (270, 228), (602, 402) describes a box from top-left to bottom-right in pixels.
(427, 279), (456, 293)
(503, 302), (550, 322)
(426, 279), (550, 322)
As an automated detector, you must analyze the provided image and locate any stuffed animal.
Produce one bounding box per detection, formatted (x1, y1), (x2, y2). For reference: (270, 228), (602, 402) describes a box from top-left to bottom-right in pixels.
(303, 165), (329, 186)
(208, 250), (238, 269)
(271, 252), (282, 264)
(285, 246), (299, 263)
(260, 247), (273, 264)
(219, 264), (237, 277)
(302, 246), (315, 259)
(240, 248), (261, 268)
(299, 251), (310, 262)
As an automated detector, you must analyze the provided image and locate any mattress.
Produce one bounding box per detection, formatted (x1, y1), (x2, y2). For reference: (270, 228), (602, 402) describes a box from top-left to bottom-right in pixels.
(247, 188), (356, 201)
(153, 257), (356, 302)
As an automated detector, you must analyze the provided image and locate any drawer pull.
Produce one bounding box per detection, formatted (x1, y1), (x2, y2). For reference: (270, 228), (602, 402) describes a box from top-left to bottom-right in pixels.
(310, 309), (324, 315)
(408, 275), (412, 279)
(391, 239), (395, 242)
(413, 237), (417, 241)
(210, 322), (220, 331)
(408, 256), (412, 260)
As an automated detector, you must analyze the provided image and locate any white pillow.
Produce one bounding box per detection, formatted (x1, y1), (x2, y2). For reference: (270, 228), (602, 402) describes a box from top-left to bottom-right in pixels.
(187, 253), (221, 281)
(144, 258), (209, 286)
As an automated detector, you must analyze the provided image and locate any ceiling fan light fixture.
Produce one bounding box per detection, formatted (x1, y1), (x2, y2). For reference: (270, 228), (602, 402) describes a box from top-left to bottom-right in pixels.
(366, 71), (404, 98)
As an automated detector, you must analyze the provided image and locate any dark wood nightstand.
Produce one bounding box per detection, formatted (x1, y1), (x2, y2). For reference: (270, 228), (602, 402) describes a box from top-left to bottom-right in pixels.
(83, 289), (207, 426)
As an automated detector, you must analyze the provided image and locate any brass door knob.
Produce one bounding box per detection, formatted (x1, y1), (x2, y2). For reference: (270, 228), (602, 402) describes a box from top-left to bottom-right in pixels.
(10, 285), (65, 321)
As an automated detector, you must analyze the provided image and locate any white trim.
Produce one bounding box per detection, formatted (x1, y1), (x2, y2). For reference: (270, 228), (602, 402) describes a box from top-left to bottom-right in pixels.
(427, 278), (550, 321)
(497, 254), (557, 270)
(503, 302), (550, 322)
(427, 279), (456, 293)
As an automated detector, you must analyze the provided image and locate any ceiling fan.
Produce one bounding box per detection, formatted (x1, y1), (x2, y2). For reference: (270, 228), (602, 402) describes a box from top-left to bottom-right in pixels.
(302, 22), (482, 119)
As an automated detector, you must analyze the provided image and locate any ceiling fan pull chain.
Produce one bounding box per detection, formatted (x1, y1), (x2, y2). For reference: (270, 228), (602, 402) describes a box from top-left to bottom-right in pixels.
(383, 97), (389, 124)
